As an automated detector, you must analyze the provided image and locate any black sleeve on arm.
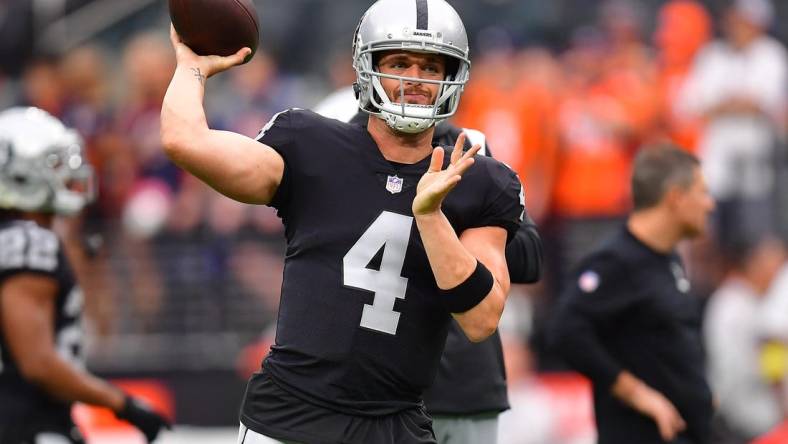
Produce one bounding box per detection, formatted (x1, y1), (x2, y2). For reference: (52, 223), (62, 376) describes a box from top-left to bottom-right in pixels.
(255, 110), (295, 211)
(474, 137), (540, 283)
(548, 252), (635, 391)
(505, 211), (543, 284)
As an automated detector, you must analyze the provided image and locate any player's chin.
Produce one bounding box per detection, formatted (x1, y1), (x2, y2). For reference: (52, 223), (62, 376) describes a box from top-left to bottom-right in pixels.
(684, 222), (707, 239)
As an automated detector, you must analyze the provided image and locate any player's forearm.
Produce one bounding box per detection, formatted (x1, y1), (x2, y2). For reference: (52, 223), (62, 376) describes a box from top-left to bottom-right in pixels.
(451, 288), (505, 342)
(22, 353), (125, 411)
(415, 211), (507, 341)
(161, 65), (211, 158)
(415, 211), (477, 289)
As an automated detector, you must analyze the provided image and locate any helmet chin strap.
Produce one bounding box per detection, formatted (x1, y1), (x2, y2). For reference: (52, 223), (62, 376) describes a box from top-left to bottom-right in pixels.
(370, 75), (440, 134)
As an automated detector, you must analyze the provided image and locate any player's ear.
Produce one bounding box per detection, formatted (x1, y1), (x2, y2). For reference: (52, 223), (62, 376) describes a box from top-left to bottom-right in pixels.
(662, 184), (686, 210)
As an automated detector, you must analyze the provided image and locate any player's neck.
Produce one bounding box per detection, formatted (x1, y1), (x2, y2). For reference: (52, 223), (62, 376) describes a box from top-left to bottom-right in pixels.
(367, 116), (434, 164)
(627, 208), (682, 254)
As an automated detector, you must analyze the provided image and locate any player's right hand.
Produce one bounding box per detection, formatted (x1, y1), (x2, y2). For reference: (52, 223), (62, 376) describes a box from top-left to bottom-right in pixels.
(631, 385), (686, 442)
(115, 395), (172, 443)
(169, 24), (251, 79)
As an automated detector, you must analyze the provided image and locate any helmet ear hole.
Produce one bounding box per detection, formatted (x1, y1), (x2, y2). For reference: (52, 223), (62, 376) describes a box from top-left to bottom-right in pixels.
(445, 57), (460, 80)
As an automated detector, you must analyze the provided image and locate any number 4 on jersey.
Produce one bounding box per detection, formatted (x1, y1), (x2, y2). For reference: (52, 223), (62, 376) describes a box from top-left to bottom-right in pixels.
(343, 211), (413, 335)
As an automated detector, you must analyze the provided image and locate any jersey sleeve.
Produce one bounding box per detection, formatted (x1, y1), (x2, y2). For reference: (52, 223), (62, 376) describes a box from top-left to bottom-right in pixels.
(473, 137), (541, 283)
(548, 251), (639, 390)
(0, 224), (60, 280)
(471, 161), (524, 243)
(255, 109), (296, 211)
(505, 211), (543, 284)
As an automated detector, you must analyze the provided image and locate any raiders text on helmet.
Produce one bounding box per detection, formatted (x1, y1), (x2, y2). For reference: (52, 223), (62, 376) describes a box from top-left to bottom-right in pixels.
(353, 0), (471, 134)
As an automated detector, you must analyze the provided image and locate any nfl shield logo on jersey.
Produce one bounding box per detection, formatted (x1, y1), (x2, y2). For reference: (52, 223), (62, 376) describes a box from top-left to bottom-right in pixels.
(386, 175), (403, 194)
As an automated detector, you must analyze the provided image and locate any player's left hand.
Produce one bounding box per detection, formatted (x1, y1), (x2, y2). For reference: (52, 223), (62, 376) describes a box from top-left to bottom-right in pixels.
(413, 133), (480, 216)
(115, 395), (172, 443)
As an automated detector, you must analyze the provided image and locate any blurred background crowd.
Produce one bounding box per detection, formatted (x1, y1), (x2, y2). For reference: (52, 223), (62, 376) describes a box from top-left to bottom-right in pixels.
(1, 0), (788, 442)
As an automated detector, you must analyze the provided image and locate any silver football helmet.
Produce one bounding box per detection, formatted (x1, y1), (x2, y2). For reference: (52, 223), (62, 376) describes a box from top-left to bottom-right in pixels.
(353, 0), (471, 134)
(0, 107), (95, 215)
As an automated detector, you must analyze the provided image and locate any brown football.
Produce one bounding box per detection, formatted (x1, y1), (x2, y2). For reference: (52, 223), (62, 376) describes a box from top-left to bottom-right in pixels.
(169, 0), (259, 64)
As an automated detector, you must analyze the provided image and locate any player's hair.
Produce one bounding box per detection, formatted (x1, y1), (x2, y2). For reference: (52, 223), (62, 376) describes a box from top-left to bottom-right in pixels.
(631, 143), (699, 211)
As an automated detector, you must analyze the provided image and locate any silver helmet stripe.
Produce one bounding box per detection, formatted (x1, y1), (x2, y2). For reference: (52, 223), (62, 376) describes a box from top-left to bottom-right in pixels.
(416, 0), (428, 30)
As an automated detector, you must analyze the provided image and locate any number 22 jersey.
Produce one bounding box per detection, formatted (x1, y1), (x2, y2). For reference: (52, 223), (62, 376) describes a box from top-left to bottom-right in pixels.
(0, 220), (82, 422)
(241, 110), (523, 417)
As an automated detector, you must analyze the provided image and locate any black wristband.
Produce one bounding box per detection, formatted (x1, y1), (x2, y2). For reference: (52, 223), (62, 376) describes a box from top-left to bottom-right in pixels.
(439, 260), (494, 313)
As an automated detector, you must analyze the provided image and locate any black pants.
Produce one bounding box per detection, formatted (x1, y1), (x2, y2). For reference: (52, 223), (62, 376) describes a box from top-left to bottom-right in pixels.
(240, 371), (436, 444)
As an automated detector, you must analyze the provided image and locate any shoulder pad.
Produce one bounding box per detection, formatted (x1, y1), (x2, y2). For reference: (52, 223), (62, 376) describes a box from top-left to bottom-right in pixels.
(461, 128), (487, 156)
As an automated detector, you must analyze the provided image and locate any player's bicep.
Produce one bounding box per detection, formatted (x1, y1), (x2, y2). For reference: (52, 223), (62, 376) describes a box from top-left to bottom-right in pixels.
(173, 128), (284, 205)
(0, 274), (58, 377)
(459, 226), (510, 295)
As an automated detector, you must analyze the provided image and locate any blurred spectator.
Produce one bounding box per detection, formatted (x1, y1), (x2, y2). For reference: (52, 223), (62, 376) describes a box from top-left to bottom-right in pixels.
(598, 0), (659, 136)
(311, 49), (358, 122)
(207, 51), (306, 138)
(117, 31), (179, 192)
(57, 45), (120, 227)
(19, 57), (65, 116)
(58, 44), (113, 141)
(759, 259), (788, 420)
(550, 27), (638, 252)
(652, 0), (712, 151)
(704, 236), (786, 443)
(677, 0), (788, 255)
(454, 29), (559, 222)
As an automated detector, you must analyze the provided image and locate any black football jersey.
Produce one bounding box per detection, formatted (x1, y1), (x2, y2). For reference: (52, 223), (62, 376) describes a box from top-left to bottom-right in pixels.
(550, 226), (713, 444)
(0, 220), (82, 422)
(241, 109), (523, 418)
(349, 113), (525, 415)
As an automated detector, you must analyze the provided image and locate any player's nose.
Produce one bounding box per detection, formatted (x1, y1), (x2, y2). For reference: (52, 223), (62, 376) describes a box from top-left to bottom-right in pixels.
(402, 64), (424, 82)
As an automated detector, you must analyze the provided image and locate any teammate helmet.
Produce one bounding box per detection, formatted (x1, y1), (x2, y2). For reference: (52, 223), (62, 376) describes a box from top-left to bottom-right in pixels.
(0, 107), (95, 215)
(352, 0), (471, 134)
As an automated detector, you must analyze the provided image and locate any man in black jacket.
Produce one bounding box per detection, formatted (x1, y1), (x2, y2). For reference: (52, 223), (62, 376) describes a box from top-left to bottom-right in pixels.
(550, 144), (716, 444)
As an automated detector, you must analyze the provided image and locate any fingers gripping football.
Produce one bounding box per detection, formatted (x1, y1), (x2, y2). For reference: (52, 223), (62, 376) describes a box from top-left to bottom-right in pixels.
(412, 133), (480, 216)
(169, 24), (251, 79)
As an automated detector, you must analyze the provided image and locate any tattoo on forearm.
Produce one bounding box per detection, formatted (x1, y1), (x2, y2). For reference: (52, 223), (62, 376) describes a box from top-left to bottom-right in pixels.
(190, 67), (206, 85)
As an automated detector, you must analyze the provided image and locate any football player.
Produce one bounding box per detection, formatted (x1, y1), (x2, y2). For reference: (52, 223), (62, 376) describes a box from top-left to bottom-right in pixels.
(312, 97), (542, 443)
(0, 108), (170, 443)
(161, 0), (523, 442)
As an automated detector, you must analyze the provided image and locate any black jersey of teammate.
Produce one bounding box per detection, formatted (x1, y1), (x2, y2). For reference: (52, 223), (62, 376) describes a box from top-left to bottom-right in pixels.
(0, 220), (82, 422)
(241, 109), (523, 418)
(550, 226), (713, 444)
